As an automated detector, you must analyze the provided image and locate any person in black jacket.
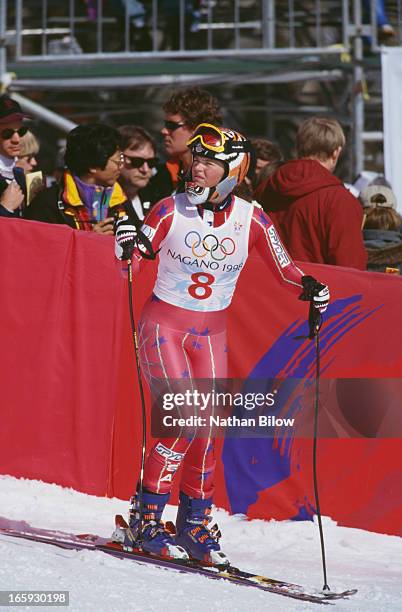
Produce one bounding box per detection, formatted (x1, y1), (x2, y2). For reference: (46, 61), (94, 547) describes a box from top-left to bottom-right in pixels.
(117, 125), (159, 221)
(24, 123), (142, 233)
(0, 95), (29, 218)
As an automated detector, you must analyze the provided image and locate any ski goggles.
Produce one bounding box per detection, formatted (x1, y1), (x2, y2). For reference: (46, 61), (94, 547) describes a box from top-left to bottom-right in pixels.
(1, 126), (28, 140)
(187, 123), (227, 153)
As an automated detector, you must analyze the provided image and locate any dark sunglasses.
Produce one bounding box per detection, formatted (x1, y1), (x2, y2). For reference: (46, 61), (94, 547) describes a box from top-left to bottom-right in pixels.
(124, 154), (159, 169)
(1, 126), (28, 140)
(163, 120), (187, 132)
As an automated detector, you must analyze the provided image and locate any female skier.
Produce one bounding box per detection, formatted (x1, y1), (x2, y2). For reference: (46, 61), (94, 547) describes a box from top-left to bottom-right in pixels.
(115, 123), (330, 565)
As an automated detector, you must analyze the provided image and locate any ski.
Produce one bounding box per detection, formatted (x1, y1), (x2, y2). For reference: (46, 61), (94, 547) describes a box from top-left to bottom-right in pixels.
(0, 517), (357, 605)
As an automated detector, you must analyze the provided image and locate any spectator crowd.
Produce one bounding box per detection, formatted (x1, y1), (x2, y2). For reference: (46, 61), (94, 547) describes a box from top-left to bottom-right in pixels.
(0, 88), (401, 274)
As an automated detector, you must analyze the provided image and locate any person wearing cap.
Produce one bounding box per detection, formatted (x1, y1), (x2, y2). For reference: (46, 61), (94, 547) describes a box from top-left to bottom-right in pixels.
(360, 185), (402, 273)
(113, 122), (330, 566)
(0, 95), (29, 218)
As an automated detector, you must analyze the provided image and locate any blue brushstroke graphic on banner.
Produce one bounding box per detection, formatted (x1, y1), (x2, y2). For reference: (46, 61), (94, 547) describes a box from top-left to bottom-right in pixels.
(222, 295), (381, 517)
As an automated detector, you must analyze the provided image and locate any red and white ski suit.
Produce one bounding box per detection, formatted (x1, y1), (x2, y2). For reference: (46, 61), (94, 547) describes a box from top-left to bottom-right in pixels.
(128, 193), (304, 499)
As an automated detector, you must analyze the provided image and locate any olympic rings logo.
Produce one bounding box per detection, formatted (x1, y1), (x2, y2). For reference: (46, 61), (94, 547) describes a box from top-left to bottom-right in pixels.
(184, 231), (236, 261)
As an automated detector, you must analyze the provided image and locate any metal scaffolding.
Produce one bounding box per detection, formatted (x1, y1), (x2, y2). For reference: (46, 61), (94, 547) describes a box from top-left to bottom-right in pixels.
(12, 0), (350, 61)
(0, 0), (399, 176)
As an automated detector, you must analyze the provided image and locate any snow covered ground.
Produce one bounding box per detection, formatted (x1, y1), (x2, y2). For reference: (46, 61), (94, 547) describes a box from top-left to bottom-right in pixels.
(0, 475), (401, 612)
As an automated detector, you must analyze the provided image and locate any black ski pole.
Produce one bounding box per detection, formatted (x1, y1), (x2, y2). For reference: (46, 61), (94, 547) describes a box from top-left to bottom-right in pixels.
(127, 258), (147, 544)
(309, 302), (330, 592)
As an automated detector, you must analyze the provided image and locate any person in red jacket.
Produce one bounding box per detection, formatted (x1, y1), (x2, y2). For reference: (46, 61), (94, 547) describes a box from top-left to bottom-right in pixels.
(254, 117), (367, 270)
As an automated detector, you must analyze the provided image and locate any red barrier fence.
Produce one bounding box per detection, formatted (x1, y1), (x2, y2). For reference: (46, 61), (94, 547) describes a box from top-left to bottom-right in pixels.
(1, 218), (401, 535)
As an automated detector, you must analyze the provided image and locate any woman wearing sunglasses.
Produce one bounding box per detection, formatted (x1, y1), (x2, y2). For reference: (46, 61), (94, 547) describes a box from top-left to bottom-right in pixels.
(117, 125), (159, 224)
(16, 130), (39, 175)
(115, 123), (330, 565)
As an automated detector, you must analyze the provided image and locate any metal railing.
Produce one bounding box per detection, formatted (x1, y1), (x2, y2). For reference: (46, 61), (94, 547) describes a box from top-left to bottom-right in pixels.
(1, 1), (398, 65)
(8, 0), (352, 61)
(1, 1), (399, 64)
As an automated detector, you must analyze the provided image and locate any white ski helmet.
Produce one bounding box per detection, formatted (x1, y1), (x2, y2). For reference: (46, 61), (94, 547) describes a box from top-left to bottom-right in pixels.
(185, 123), (251, 205)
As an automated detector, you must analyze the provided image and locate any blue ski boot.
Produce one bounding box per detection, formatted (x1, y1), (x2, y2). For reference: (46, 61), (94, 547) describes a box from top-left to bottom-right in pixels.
(116, 491), (188, 560)
(175, 492), (229, 566)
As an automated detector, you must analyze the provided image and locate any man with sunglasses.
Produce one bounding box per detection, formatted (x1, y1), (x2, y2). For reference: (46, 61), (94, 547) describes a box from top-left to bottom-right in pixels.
(146, 87), (222, 202)
(114, 122), (330, 565)
(0, 96), (29, 218)
(117, 125), (159, 223)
